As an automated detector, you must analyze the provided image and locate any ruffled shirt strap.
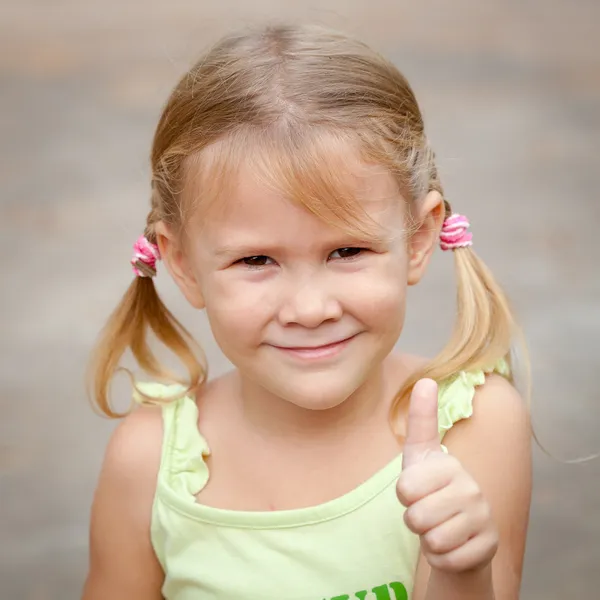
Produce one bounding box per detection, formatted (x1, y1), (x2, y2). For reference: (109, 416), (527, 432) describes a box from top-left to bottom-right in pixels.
(133, 382), (211, 500)
(437, 358), (510, 440)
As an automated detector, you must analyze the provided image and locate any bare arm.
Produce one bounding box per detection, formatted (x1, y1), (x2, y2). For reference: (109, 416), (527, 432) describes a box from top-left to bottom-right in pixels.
(412, 375), (532, 600)
(82, 407), (165, 600)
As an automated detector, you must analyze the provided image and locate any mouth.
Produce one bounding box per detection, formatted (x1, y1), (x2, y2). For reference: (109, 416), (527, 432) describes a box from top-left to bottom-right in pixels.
(271, 335), (357, 361)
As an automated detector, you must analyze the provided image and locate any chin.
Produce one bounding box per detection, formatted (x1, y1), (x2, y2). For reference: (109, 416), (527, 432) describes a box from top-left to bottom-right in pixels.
(270, 374), (364, 411)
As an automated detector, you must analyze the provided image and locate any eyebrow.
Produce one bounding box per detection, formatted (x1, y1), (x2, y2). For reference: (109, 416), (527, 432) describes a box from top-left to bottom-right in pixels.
(212, 236), (386, 259)
(212, 243), (282, 259)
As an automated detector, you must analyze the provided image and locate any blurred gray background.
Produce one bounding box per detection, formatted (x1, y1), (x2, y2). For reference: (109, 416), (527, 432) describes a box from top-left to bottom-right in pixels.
(1, 1), (599, 598)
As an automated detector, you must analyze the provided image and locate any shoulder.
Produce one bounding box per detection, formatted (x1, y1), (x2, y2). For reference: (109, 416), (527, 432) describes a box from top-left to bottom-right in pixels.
(443, 373), (532, 498)
(96, 404), (164, 514)
(85, 405), (165, 597)
(445, 373), (530, 448)
(107, 402), (164, 469)
(474, 372), (528, 417)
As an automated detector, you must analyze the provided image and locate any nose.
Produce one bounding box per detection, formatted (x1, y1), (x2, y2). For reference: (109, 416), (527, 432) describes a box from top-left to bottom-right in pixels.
(277, 274), (343, 328)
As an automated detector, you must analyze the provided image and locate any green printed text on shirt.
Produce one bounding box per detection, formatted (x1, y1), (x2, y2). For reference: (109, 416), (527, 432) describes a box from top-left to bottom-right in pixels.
(325, 581), (408, 600)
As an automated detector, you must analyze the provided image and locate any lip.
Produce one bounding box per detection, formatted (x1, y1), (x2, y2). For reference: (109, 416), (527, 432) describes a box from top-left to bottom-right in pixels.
(270, 335), (356, 361)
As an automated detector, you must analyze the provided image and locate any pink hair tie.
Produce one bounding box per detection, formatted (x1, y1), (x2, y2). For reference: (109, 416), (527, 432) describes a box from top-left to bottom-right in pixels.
(131, 235), (161, 277)
(439, 213), (472, 251)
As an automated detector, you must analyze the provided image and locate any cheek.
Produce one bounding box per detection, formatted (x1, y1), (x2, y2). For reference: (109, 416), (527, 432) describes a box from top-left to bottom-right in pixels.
(348, 257), (408, 320)
(354, 282), (407, 332)
(202, 275), (273, 349)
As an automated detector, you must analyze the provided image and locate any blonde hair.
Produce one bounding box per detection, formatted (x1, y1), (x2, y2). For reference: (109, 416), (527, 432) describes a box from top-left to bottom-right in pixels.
(89, 23), (523, 420)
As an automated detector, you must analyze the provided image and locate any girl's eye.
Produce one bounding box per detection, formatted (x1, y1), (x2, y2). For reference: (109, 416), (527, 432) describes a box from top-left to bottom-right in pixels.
(329, 247), (364, 260)
(241, 255), (272, 268)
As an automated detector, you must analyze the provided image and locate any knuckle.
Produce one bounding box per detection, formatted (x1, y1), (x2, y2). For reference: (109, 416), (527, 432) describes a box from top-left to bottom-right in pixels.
(426, 531), (500, 573)
(487, 529), (500, 553)
(404, 506), (425, 533)
(443, 553), (465, 572)
(436, 548), (469, 572)
(479, 501), (493, 524)
(426, 551), (456, 572)
(396, 475), (416, 505)
(424, 529), (447, 553)
(464, 479), (482, 501)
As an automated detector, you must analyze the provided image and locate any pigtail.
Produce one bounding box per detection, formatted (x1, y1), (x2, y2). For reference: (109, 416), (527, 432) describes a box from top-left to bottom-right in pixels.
(88, 208), (206, 418)
(392, 201), (527, 425)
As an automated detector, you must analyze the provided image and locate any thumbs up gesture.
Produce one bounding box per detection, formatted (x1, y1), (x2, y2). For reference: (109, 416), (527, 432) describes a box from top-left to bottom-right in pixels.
(396, 379), (499, 573)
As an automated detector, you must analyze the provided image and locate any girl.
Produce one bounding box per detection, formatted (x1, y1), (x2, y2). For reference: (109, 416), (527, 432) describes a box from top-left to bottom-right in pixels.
(83, 24), (531, 600)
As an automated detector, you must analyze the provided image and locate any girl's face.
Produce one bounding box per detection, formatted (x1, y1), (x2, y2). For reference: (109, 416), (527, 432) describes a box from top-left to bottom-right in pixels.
(159, 153), (442, 411)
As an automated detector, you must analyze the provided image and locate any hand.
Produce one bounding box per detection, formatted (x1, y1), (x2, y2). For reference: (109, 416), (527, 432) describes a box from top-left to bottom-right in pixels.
(396, 379), (499, 573)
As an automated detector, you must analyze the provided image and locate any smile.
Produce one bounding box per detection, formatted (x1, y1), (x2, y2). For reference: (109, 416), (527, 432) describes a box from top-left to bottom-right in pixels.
(271, 335), (356, 361)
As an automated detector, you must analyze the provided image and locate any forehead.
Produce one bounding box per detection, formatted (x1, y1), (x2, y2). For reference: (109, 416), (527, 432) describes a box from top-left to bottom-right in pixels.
(182, 131), (408, 249)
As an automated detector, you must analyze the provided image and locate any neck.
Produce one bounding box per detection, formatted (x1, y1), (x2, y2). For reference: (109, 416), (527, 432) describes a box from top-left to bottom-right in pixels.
(232, 356), (405, 445)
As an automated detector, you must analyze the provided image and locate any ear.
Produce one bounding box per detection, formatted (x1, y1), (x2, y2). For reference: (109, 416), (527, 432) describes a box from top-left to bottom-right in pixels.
(154, 222), (205, 309)
(407, 190), (444, 286)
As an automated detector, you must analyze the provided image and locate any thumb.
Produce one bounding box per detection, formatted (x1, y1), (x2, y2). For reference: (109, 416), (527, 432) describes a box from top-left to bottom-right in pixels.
(402, 378), (441, 469)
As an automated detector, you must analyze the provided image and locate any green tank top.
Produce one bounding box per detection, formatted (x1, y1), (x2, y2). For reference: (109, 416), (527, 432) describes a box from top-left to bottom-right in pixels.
(135, 361), (507, 600)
